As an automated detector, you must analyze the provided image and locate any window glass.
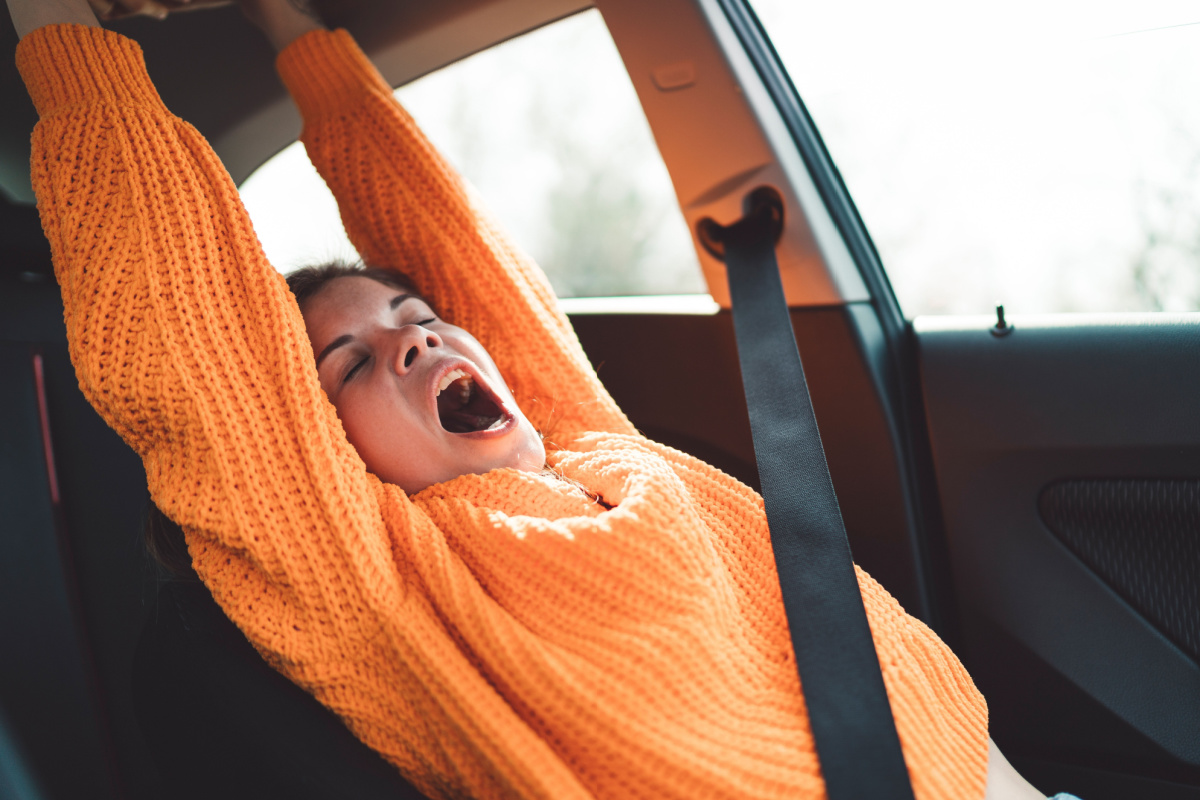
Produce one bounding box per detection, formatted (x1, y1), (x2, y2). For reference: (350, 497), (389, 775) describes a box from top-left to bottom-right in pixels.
(240, 10), (705, 298)
(751, 0), (1200, 314)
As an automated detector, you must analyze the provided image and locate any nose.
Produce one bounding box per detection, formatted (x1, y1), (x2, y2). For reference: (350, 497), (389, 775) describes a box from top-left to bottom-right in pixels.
(391, 323), (442, 375)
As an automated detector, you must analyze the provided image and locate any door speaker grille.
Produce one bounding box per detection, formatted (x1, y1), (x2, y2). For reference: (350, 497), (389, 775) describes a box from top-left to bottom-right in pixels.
(1038, 479), (1200, 664)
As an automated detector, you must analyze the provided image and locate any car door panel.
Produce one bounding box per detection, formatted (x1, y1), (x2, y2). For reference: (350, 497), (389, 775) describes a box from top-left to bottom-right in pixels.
(916, 313), (1200, 795)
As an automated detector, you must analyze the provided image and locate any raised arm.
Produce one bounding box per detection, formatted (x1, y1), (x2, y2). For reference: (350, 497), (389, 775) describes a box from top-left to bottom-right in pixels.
(8, 0), (393, 702)
(243, 0), (636, 444)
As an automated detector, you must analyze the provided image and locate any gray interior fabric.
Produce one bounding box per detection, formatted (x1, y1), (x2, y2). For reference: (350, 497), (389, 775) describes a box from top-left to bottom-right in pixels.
(1039, 479), (1200, 665)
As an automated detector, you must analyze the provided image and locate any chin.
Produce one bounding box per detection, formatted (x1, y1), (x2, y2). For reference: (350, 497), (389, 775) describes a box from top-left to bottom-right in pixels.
(476, 435), (544, 478)
(510, 421), (547, 473)
(510, 442), (547, 474)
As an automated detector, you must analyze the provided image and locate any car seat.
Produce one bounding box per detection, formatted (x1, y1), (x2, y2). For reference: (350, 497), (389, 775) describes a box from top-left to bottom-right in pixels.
(133, 578), (427, 799)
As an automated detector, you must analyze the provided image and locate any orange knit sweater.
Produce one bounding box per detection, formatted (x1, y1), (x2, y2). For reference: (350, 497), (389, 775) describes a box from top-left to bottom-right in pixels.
(17, 24), (987, 800)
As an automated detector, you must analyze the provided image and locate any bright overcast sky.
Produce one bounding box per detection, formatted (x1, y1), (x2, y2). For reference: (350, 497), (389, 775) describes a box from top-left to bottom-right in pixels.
(752, 0), (1200, 313)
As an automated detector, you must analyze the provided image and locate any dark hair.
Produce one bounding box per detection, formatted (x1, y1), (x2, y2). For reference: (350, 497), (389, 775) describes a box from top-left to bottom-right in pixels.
(143, 260), (427, 577)
(285, 260), (425, 313)
(144, 504), (196, 579)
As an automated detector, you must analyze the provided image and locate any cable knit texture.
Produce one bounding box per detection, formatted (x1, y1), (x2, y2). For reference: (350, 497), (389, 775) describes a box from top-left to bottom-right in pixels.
(18, 24), (987, 800)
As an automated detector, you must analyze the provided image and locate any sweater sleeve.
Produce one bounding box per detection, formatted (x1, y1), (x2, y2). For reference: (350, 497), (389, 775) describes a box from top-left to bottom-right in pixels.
(275, 29), (636, 443)
(16, 22), (396, 655)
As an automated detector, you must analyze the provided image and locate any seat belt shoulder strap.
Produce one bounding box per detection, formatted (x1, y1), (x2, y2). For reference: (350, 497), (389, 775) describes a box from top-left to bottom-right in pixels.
(699, 187), (915, 800)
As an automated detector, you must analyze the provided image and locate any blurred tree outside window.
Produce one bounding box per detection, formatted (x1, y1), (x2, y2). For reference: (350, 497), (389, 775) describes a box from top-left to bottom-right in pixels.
(752, 0), (1200, 315)
(240, 9), (706, 299)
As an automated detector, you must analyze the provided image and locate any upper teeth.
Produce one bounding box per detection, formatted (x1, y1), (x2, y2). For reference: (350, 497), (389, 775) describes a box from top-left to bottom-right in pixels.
(437, 369), (469, 395)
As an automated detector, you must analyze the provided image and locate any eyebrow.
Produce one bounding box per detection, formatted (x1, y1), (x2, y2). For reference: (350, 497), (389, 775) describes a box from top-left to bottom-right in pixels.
(315, 334), (354, 370)
(314, 294), (420, 371)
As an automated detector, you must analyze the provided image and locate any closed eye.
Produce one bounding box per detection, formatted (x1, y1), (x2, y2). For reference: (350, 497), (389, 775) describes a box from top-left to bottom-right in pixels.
(342, 356), (369, 384)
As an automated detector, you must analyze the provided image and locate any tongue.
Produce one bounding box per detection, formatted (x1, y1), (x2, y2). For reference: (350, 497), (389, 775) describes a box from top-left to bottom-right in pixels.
(437, 376), (505, 433)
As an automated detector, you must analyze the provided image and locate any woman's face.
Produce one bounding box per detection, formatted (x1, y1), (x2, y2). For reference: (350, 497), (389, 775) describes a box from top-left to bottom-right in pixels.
(301, 276), (545, 494)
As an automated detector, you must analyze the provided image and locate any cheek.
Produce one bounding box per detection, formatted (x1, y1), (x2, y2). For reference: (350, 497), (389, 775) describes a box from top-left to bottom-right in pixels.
(333, 387), (446, 487)
(335, 393), (402, 465)
(334, 397), (377, 460)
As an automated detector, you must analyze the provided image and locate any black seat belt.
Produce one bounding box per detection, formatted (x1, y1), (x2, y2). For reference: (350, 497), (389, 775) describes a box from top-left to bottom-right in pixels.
(698, 187), (915, 800)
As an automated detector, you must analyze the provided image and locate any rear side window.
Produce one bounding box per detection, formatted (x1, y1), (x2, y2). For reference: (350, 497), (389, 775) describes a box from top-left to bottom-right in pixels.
(240, 10), (705, 299)
(751, 0), (1200, 315)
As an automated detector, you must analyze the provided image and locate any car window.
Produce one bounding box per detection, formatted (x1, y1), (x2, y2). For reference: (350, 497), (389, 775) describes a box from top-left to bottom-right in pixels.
(240, 9), (706, 299)
(750, 0), (1200, 315)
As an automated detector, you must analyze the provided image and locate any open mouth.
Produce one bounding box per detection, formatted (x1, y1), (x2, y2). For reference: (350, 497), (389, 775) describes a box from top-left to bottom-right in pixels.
(435, 368), (508, 433)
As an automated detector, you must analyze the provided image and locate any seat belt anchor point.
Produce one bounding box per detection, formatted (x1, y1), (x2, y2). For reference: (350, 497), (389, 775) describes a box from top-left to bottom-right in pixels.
(696, 185), (784, 262)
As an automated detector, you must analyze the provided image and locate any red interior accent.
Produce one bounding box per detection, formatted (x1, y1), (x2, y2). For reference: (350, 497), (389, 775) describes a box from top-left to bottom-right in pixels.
(32, 351), (60, 505)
